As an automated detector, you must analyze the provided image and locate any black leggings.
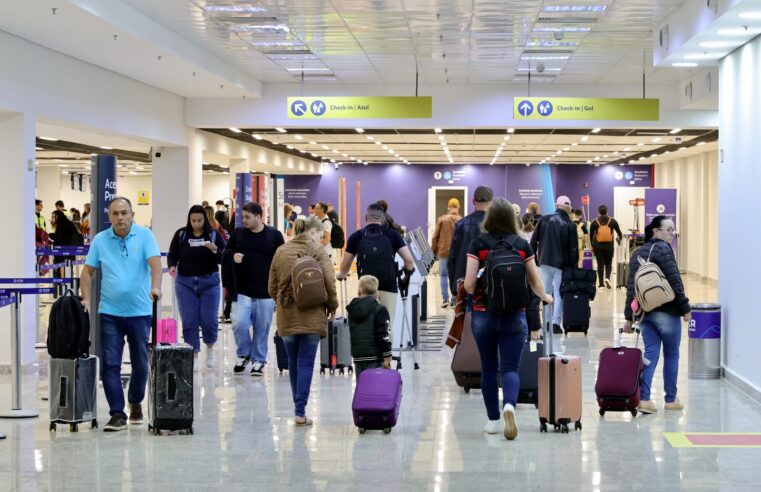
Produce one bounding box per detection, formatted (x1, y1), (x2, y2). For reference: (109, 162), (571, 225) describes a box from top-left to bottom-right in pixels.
(594, 243), (614, 286)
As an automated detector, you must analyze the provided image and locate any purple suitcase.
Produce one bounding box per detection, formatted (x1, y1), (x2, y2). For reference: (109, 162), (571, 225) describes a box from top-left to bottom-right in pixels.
(595, 329), (643, 417)
(352, 368), (402, 434)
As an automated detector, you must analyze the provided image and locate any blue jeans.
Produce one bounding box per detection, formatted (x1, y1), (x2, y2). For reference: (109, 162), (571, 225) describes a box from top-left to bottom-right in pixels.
(539, 265), (563, 326)
(100, 314), (151, 417)
(175, 272), (221, 352)
(439, 257), (449, 302)
(471, 310), (528, 420)
(232, 295), (275, 363)
(640, 311), (682, 402)
(282, 334), (320, 418)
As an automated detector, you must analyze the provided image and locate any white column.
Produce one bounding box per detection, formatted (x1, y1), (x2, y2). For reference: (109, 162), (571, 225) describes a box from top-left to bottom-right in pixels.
(35, 166), (60, 233)
(0, 112), (37, 366)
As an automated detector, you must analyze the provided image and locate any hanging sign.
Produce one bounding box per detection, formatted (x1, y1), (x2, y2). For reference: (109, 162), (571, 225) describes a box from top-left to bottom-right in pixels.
(513, 97), (659, 121)
(287, 96), (432, 119)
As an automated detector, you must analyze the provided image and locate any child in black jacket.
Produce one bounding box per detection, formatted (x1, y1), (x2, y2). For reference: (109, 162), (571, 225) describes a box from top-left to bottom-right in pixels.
(346, 275), (392, 380)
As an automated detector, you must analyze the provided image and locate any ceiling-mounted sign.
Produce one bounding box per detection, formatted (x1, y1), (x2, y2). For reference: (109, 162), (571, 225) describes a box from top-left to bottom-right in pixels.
(513, 97), (660, 121)
(287, 96), (432, 119)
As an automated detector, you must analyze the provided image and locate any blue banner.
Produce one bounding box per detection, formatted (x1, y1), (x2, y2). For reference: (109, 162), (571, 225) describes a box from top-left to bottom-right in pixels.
(93, 155), (117, 233)
(0, 278), (71, 284)
(0, 287), (57, 295)
(235, 173), (252, 228)
(36, 246), (90, 256)
(0, 296), (16, 308)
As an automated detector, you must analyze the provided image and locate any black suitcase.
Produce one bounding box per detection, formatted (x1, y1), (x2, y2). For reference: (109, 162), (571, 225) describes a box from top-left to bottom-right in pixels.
(49, 356), (98, 432)
(148, 299), (194, 435)
(274, 332), (289, 373)
(518, 338), (543, 407)
(616, 262), (628, 289)
(562, 293), (590, 335)
(320, 280), (353, 375)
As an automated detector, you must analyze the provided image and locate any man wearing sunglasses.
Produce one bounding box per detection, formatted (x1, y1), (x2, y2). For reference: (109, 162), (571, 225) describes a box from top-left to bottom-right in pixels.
(80, 197), (163, 432)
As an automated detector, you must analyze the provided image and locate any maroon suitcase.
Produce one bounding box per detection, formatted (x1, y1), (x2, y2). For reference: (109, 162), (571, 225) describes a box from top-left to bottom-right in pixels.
(352, 368), (402, 434)
(595, 328), (643, 417)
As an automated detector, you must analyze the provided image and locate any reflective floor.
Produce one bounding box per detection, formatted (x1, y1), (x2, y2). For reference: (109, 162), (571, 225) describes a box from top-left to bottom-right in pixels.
(2, 275), (761, 491)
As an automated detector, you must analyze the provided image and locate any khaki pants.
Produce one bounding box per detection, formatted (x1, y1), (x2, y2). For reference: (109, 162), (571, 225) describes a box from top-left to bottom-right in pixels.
(378, 290), (398, 346)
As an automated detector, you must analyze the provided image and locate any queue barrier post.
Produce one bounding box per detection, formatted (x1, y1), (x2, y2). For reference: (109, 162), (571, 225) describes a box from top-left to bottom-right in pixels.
(0, 294), (38, 419)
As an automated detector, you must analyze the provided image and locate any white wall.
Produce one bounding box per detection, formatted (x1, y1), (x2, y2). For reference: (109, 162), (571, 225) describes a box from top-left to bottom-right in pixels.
(719, 36), (761, 394)
(655, 146), (719, 281)
(203, 174), (231, 206)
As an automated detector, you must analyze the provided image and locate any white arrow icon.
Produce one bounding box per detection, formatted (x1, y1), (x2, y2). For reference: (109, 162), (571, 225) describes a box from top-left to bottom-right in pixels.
(293, 103), (306, 115)
(519, 102), (533, 116)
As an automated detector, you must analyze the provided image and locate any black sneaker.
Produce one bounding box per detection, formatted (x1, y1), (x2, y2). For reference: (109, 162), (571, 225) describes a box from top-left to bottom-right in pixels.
(250, 361), (265, 377)
(441, 301), (449, 308)
(128, 403), (143, 425)
(104, 414), (127, 432)
(450, 298), (456, 308)
(233, 356), (250, 374)
(553, 324), (564, 334)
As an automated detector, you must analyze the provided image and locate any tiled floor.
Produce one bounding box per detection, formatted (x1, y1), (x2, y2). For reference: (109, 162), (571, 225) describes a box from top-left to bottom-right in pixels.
(2, 275), (760, 491)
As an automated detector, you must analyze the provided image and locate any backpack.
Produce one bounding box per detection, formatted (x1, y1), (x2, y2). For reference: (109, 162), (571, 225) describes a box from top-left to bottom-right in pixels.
(290, 254), (328, 309)
(595, 218), (613, 243)
(634, 244), (675, 313)
(47, 290), (90, 359)
(356, 226), (397, 288)
(323, 218), (345, 249)
(483, 237), (530, 314)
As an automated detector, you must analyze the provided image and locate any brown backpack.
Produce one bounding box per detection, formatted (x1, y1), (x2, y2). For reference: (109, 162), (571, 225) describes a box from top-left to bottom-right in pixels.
(595, 218), (614, 243)
(291, 254), (328, 309)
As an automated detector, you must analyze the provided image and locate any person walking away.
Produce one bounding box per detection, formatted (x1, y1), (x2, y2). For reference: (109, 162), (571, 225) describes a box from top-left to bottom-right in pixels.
(464, 198), (552, 440)
(375, 199), (405, 237)
(431, 198), (462, 308)
(80, 203), (91, 238)
(623, 215), (690, 414)
(520, 214), (541, 334)
(526, 202), (542, 227)
(347, 275), (392, 379)
(447, 186), (493, 300)
(79, 197), (162, 432)
(572, 209), (590, 267)
(590, 205), (623, 289)
(283, 203), (295, 238)
(314, 202), (333, 260)
(530, 196), (579, 334)
(214, 200), (230, 231)
(226, 202), (284, 376)
(205, 205), (229, 242)
(49, 210), (84, 286)
(167, 205), (226, 372)
(268, 217), (338, 426)
(337, 203), (415, 341)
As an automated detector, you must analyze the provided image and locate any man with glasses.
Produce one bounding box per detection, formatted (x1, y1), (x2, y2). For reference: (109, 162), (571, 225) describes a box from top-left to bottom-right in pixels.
(80, 197), (163, 432)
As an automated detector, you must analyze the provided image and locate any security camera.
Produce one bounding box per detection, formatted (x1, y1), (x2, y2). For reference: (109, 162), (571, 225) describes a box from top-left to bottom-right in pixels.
(553, 31), (564, 41)
(334, 163), (339, 170)
(537, 63), (546, 73)
(154, 152), (162, 158)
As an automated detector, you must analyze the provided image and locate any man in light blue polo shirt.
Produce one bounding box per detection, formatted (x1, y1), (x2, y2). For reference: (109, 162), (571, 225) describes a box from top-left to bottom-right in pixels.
(80, 196), (162, 432)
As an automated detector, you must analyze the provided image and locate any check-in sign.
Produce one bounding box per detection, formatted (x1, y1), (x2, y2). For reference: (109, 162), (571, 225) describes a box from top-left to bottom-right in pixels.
(513, 97), (659, 121)
(287, 96), (432, 119)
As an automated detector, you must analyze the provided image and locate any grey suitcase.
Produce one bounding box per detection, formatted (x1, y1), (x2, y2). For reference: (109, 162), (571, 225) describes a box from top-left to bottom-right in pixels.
(320, 279), (353, 375)
(49, 356), (98, 432)
(616, 244), (629, 289)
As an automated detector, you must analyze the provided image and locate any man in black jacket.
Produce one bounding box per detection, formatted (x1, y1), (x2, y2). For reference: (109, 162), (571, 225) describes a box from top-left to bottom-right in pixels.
(530, 195), (579, 333)
(447, 186), (493, 298)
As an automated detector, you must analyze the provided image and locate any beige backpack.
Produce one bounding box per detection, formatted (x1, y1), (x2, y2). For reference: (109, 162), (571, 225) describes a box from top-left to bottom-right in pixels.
(634, 244), (675, 312)
(291, 255), (328, 309)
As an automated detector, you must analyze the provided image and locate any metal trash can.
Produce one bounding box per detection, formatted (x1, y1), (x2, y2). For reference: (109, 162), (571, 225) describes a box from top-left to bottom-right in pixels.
(688, 303), (721, 380)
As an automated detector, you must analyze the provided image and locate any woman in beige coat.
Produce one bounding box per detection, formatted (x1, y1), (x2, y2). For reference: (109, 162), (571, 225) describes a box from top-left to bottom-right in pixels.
(268, 217), (338, 426)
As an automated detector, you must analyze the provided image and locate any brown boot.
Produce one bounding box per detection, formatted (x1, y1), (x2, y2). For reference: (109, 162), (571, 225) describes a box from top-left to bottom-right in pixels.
(128, 403), (144, 425)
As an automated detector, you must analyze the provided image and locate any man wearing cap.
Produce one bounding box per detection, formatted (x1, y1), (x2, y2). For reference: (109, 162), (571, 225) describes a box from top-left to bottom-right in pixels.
(530, 195), (579, 334)
(431, 198), (462, 308)
(448, 186), (493, 299)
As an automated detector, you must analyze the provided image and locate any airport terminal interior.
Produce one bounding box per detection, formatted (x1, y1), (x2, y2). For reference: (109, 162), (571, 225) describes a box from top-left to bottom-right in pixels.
(0, 1), (760, 490)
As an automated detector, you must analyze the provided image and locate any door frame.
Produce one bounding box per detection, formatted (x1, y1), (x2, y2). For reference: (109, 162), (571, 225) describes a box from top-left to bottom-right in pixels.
(428, 186), (468, 243)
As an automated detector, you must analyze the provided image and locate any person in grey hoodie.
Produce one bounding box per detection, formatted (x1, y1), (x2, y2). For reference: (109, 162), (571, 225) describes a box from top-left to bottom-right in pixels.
(346, 275), (392, 380)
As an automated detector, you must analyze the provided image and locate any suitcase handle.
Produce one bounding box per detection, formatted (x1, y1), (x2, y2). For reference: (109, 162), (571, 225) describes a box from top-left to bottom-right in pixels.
(151, 297), (159, 346)
(337, 278), (348, 320)
(616, 327), (641, 348)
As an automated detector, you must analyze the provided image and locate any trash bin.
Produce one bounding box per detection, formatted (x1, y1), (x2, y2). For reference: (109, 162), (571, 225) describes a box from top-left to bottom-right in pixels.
(688, 303), (721, 380)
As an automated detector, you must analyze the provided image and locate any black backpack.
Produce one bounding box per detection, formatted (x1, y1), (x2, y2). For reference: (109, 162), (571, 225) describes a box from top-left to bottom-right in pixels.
(356, 225), (397, 288)
(323, 218), (345, 249)
(484, 236), (530, 314)
(47, 290), (90, 359)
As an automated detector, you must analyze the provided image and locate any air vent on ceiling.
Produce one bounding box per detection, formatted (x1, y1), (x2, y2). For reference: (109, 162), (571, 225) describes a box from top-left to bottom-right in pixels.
(659, 25), (669, 49)
(536, 17), (599, 24)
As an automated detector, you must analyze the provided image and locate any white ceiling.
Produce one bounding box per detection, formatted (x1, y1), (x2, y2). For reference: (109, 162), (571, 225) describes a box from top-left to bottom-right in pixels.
(118, 0), (691, 86)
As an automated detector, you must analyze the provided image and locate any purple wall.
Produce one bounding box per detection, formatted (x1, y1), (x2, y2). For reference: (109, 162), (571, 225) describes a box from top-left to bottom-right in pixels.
(280, 164), (652, 236)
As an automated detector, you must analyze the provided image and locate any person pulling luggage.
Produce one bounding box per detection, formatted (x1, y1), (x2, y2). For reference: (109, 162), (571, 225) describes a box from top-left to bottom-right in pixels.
(347, 275), (392, 380)
(463, 198), (552, 440)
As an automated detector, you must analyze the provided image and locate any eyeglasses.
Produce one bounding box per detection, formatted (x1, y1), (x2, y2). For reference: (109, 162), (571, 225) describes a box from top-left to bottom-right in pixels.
(119, 238), (129, 258)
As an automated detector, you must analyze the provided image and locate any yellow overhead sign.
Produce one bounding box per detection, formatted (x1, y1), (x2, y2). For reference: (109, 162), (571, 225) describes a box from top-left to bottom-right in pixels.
(513, 97), (660, 121)
(287, 96), (432, 119)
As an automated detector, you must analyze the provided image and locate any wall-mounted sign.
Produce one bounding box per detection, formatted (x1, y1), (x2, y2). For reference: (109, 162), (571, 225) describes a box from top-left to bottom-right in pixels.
(287, 96), (432, 119)
(513, 97), (660, 121)
(137, 190), (150, 206)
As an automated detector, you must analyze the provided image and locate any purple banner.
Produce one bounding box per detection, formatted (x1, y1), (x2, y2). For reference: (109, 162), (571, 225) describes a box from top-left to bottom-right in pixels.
(689, 310), (721, 339)
(644, 188), (678, 226)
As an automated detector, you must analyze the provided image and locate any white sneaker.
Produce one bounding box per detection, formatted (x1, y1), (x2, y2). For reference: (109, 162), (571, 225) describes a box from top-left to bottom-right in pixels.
(503, 404), (518, 440)
(206, 346), (216, 368)
(483, 419), (503, 434)
(604, 278), (612, 289)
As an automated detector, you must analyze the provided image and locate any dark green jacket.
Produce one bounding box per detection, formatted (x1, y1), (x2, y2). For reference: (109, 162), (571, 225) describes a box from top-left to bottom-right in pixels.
(347, 296), (392, 362)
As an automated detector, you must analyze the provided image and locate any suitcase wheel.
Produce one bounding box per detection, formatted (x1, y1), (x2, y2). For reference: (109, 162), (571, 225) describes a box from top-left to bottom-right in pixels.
(187, 427), (194, 435)
(540, 422), (548, 433)
(631, 409), (638, 417)
(330, 368), (335, 375)
(383, 427), (391, 434)
(279, 369), (283, 374)
(339, 368), (345, 376)
(319, 368), (325, 375)
(575, 421), (582, 431)
(49, 423), (56, 432)
(560, 424), (569, 434)
(348, 366), (353, 373)
(70, 423), (78, 433)
(358, 428), (366, 435)
(463, 387), (470, 394)
(599, 409), (606, 417)
(92, 419), (98, 429)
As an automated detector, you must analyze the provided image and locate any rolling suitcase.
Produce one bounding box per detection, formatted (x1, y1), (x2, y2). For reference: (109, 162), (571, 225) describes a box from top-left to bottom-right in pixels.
(450, 312), (482, 393)
(320, 279), (353, 375)
(595, 328), (643, 417)
(518, 336), (543, 407)
(582, 249), (594, 270)
(616, 245), (629, 289)
(274, 332), (289, 374)
(562, 293), (590, 335)
(148, 298), (194, 435)
(49, 355), (98, 432)
(352, 368), (403, 434)
(539, 305), (582, 433)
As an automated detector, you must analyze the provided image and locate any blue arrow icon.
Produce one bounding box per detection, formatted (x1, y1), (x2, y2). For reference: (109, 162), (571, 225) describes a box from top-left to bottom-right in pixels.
(518, 100), (534, 116)
(291, 100), (306, 116)
(311, 100), (326, 116)
(538, 100), (553, 116)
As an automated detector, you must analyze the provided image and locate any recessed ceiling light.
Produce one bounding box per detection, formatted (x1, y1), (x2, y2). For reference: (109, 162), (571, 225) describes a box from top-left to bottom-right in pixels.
(637, 142), (644, 146)
(684, 52), (723, 59)
(651, 137), (662, 143)
(229, 127), (242, 133)
(580, 136), (589, 142)
(308, 140), (317, 145)
(672, 62), (698, 67)
(563, 147), (570, 151)
(438, 135), (445, 141)
(521, 55), (571, 61)
(738, 12), (761, 20)
(717, 27), (761, 36)
(571, 142), (578, 146)
(294, 134), (303, 140)
(100, 146), (113, 150)
(594, 156), (600, 161)
(542, 5), (607, 12)
(129, 171), (138, 175)
(203, 5), (267, 13)
(252, 133), (263, 140)
(375, 141), (382, 145)
(286, 145), (294, 150)
(603, 154), (609, 158)
(526, 40), (579, 48)
(592, 128), (601, 133)
(699, 40), (744, 48)
(503, 135), (511, 141)
(230, 23), (290, 34)
(342, 153), (348, 158)
(669, 128), (682, 134)
(507, 128), (515, 134)
(557, 150), (563, 154)
(517, 67), (562, 72)
(355, 128), (364, 133)
(332, 149), (339, 154)
(275, 127), (287, 133)
(434, 128), (442, 133)
(697, 141), (706, 146)
(623, 147), (631, 151)
(533, 27), (591, 33)
(39, 137), (59, 141)
(321, 145), (329, 150)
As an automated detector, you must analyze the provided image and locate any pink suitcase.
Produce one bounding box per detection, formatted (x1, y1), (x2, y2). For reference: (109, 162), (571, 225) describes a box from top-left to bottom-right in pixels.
(352, 368), (402, 434)
(595, 328), (643, 417)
